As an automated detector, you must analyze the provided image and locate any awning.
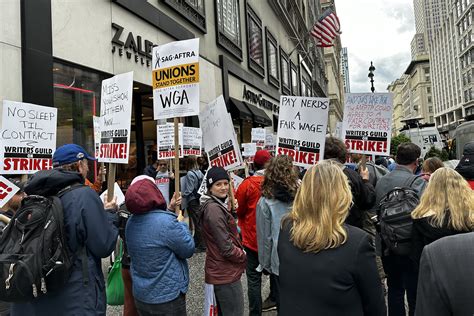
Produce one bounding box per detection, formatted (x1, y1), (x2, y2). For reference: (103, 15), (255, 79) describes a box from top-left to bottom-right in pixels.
(244, 102), (272, 126)
(229, 97), (253, 121)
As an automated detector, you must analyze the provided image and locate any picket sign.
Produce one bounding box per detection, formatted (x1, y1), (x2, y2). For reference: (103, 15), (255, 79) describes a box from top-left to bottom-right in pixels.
(152, 38), (200, 212)
(93, 116), (106, 183)
(0, 100), (57, 175)
(251, 128), (266, 147)
(0, 176), (20, 209)
(98, 72), (134, 201)
(341, 93), (393, 156)
(276, 96), (330, 168)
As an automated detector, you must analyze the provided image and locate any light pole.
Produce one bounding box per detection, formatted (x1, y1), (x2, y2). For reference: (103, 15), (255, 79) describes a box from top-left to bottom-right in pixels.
(368, 61), (375, 93)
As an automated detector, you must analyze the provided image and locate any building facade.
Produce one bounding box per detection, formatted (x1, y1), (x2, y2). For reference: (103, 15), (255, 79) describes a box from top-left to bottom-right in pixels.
(320, 0), (344, 133)
(1, 0), (327, 187)
(431, 0), (472, 135)
(341, 47), (351, 93)
(411, 33), (428, 58)
(403, 56), (434, 124)
(387, 77), (405, 136)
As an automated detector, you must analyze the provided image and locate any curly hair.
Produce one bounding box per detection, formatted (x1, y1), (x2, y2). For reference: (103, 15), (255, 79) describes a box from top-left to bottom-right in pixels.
(261, 155), (299, 199)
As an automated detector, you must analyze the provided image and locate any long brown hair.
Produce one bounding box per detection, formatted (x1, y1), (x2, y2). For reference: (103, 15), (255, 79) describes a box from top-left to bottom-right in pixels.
(283, 160), (352, 253)
(261, 155), (299, 199)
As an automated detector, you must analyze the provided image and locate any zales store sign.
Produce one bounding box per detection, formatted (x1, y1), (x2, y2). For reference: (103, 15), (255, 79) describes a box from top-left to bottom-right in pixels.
(242, 86), (279, 113)
(111, 23), (154, 68)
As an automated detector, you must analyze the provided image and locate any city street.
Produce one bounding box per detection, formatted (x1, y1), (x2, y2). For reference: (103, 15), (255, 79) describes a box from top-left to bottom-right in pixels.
(105, 252), (277, 316)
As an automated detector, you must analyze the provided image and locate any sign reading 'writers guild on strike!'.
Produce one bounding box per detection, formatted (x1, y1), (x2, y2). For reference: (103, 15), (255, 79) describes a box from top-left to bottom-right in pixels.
(0, 100), (57, 174)
(98, 71), (133, 164)
(152, 38), (200, 119)
(157, 123), (184, 159)
(199, 96), (243, 171)
(182, 127), (202, 156)
(341, 93), (393, 156)
(276, 96), (329, 168)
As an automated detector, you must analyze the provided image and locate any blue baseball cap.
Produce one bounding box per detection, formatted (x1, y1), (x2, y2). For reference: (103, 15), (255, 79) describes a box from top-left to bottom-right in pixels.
(53, 144), (96, 167)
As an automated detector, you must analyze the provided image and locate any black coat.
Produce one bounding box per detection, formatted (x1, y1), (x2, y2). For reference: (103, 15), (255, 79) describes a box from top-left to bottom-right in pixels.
(416, 232), (474, 316)
(278, 222), (386, 316)
(343, 168), (376, 228)
(411, 216), (470, 269)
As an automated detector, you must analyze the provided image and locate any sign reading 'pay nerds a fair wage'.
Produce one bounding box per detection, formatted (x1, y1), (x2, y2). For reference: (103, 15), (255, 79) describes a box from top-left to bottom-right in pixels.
(152, 38), (200, 119)
(98, 72), (133, 164)
(341, 93), (393, 156)
(277, 96), (329, 168)
(0, 100), (57, 174)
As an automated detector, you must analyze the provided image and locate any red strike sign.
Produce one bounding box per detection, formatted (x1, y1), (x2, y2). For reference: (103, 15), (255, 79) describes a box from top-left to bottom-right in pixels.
(344, 139), (387, 153)
(210, 150), (237, 168)
(99, 143), (128, 159)
(3, 158), (52, 171)
(0, 180), (14, 200)
(183, 149), (201, 156)
(277, 148), (319, 165)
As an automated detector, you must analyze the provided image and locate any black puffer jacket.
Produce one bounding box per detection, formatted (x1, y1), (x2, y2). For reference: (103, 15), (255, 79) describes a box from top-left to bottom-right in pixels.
(455, 141), (474, 180)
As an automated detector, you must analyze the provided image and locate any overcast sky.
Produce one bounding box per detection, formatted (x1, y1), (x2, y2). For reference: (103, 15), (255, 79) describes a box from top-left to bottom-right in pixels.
(336, 0), (415, 93)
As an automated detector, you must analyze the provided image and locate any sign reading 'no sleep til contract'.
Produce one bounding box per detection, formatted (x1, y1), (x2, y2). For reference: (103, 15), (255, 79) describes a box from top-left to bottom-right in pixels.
(0, 100), (57, 174)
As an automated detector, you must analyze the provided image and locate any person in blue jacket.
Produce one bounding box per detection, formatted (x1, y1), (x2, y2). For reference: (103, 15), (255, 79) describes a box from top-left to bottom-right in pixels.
(11, 144), (119, 316)
(125, 175), (194, 316)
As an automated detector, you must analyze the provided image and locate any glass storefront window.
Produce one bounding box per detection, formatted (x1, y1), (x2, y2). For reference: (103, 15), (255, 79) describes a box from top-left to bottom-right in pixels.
(52, 60), (148, 190)
(53, 61), (108, 182)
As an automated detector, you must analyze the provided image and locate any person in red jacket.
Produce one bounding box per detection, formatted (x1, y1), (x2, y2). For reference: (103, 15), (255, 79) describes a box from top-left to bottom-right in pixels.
(235, 150), (274, 314)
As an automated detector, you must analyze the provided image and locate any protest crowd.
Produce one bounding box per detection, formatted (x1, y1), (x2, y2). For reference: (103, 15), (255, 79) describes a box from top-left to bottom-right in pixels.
(0, 37), (473, 316)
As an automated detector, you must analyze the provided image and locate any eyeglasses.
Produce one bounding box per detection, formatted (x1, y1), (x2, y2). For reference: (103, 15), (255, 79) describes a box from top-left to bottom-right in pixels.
(158, 163), (167, 166)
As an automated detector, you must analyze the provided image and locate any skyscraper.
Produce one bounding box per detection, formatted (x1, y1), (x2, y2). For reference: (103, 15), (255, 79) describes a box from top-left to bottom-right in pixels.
(341, 47), (350, 93)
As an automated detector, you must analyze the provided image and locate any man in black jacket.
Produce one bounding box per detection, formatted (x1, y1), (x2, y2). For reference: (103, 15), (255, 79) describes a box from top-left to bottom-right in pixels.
(373, 142), (426, 316)
(416, 232), (474, 316)
(324, 137), (376, 228)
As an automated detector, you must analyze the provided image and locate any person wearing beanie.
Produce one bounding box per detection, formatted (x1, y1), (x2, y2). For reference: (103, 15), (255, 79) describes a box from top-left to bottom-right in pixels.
(199, 166), (246, 316)
(235, 150), (276, 314)
(125, 176), (193, 315)
(455, 141), (474, 189)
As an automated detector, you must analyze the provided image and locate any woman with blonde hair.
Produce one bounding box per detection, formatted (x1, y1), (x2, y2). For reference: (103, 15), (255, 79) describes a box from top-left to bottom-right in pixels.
(278, 160), (385, 316)
(256, 155), (299, 310)
(411, 167), (474, 267)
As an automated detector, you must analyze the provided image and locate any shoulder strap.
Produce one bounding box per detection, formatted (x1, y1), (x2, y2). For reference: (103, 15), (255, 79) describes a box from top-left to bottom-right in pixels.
(403, 174), (422, 188)
(57, 183), (86, 198)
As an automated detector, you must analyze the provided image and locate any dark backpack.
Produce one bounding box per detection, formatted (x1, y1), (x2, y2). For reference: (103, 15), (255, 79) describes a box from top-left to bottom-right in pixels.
(379, 176), (421, 256)
(0, 184), (86, 302)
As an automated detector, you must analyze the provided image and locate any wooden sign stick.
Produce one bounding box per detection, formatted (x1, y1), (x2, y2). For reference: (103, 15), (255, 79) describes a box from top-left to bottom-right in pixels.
(173, 117), (181, 213)
(107, 163), (116, 202)
(360, 154), (367, 171)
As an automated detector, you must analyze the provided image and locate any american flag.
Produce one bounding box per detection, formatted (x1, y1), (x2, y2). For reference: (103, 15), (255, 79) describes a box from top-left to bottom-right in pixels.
(311, 9), (341, 48)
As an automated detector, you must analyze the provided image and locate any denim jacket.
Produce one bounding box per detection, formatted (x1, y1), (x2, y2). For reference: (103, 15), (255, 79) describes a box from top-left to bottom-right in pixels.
(256, 196), (292, 276)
